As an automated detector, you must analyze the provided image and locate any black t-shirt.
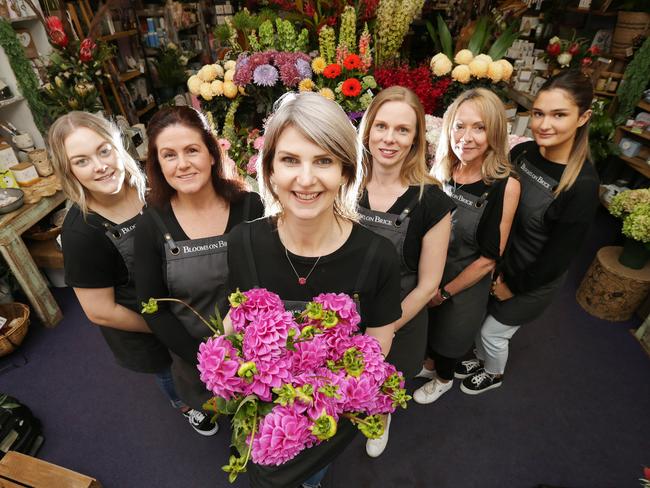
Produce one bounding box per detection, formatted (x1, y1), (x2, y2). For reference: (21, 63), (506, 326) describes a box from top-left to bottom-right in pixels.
(227, 217), (402, 329)
(448, 177), (510, 260)
(135, 192), (264, 364)
(359, 184), (456, 270)
(62, 204), (171, 374)
(505, 141), (599, 293)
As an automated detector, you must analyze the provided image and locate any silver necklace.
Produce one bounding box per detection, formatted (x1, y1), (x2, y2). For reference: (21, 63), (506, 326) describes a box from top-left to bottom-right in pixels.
(285, 247), (322, 285)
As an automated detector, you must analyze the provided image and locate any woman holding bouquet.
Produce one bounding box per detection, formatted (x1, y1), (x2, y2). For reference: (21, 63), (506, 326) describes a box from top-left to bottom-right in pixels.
(226, 92), (402, 488)
(460, 70), (599, 395)
(413, 88), (520, 404)
(49, 112), (195, 430)
(356, 86), (455, 458)
(134, 106), (263, 433)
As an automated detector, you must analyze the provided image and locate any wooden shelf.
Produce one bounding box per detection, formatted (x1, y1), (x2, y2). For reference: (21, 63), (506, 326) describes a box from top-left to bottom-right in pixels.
(119, 70), (142, 82)
(638, 100), (650, 112)
(0, 96), (24, 109)
(10, 15), (38, 23)
(566, 7), (616, 16)
(620, 126), (650, 142)
(505, 86), (534, 111)
(136, 8), (165, 16)
(136, 101), (156, 117)
(178, 22), (199, 32)
(619, 154), (650, 179)
(595, 90), (616, 98)
(99, 29), (138, 42)
(27, 238), (64, 269)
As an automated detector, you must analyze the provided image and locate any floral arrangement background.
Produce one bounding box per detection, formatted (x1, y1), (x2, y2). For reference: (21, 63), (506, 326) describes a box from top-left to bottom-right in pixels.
(144, 288), (409, 482)
(608, 188), (650, 269)
(544, 35), (600, 73)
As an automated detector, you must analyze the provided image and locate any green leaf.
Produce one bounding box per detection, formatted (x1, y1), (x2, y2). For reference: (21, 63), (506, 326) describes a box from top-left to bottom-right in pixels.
(436, 15), (453, 59)
(488, 24), (519, 60)
(425, 20), (441, 53)
(468, 17), (489, 55)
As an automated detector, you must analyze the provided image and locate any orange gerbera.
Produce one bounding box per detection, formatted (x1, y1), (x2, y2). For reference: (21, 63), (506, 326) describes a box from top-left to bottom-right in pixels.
(341, 78), (362, 97)
(323, 63), (342, 79)
(343, 54), (362, 70)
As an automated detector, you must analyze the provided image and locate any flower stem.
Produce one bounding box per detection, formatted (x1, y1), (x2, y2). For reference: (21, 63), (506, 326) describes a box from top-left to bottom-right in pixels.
(153, 298), (220, 336)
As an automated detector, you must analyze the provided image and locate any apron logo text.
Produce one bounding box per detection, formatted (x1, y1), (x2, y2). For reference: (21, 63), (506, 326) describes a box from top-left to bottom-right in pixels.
(359, 213), (393, 226)
(181, 241), (228, 254)
(520, 162), (552, 190)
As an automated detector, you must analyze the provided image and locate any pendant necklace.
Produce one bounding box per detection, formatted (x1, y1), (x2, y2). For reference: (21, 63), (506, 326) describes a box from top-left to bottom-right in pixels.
(285, 247), (322, 285)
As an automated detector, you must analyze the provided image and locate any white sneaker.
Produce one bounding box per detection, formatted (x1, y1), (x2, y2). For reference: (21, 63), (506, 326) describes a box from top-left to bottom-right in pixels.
(414, 366), (436, 380)
(365, 413), (391, 458)
(413, 378), (453, 404)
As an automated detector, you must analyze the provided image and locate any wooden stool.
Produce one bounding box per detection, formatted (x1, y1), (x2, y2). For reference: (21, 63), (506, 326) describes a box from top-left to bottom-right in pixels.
(577, 246), (650, 321)
(0, 452), (102, 488)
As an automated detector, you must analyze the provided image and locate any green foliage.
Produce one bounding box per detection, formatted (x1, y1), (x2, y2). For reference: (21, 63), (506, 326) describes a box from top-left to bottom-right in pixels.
(615, 37), (650, 125)
(213, 23), (232, 44)
(609, 188), (650, 219)
(467, 16), (490, 55)
(0, 19), (49, 132)
(487, 24), (518, 60)
(436, 14), (453, 59)
(155, 44), (186, 88)
(622, 203), (650, 243)
(589, 99), (620, 164)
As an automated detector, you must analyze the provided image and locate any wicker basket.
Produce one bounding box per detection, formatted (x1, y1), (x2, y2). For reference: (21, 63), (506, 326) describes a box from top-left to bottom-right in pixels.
(0, 303), (30, 357)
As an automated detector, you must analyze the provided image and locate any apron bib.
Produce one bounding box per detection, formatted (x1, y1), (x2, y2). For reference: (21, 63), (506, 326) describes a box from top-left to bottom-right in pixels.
(100, 215), (171, 374)
(489, 151), (566, 325)
(358, 192), (425, 378)
(428, 184), (491, 358)
(150, 209), (230, 410)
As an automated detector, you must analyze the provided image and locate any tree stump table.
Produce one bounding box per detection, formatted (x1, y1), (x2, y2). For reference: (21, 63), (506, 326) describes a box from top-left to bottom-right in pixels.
(576, 246), (650, 321)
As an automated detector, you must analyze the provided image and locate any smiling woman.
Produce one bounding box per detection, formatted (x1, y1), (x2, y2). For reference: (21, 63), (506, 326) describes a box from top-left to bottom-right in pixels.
(134, 106), (264, 434)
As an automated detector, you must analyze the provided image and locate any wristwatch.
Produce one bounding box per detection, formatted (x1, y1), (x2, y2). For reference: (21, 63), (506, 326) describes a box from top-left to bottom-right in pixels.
(440, 286), (452, 301)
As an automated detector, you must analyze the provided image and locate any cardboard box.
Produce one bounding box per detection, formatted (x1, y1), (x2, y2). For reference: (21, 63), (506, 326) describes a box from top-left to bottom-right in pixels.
(0, 143), (18, 171)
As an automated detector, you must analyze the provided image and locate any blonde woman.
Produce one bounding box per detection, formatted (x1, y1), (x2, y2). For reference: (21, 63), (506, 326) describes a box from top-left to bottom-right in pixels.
(226, 92), (401, 488)
(461, 71), (598, 395)
(356, 86), (455, 457)
(413, 88), (520, 404)
(49, 112), (202, 432)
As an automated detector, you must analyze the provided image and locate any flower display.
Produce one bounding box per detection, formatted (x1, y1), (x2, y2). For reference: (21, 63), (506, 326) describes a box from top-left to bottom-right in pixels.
(609, 189), (650, 244)
(192, 288), (409, 482)
(544, 36), (600, 72)
(454, 49), (474, 65)
(374, 0), (425, 64)
(323, 63), (342, 79)
(341, 78), (362, 97)
(45, 16), (68, 48)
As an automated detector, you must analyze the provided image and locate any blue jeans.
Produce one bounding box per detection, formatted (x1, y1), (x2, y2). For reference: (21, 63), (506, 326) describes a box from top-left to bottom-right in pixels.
(154, 366), (187, 409)
(302, 465), (329, 488)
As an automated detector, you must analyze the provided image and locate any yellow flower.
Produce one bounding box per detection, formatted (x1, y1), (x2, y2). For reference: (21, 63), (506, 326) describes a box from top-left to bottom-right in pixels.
(474, 54), (493, 65)
(198, 64), (218, 82)
(224, 60), (237, 71)
(430, 54), (452, 76)
(496, 59), (514, 81)
(487, 61), (504, 83)
(224, 69), (236, 82)
(223, 81), (238, 99)
(213, 64), (224, 79)
(311, 57), (327, 75)
(210, 80), (224, 97)
(319, 87), (335, 100)
(187, 75), (202, 95)
(298, 79), (315, 92)
(454, 49), (474, 65)
(239, 86), (246, 95)
(468, 59), (489, 78)
(451, 65), (471, 83)
(199, 82), (213, 100)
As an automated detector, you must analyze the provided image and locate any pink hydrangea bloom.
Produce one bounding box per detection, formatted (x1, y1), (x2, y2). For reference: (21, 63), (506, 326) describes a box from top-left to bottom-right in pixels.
(251, 406), (316, 465)
(197, 336), (244, 400)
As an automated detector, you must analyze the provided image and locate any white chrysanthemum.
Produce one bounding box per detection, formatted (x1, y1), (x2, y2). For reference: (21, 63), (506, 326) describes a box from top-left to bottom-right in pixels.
(454, 49), (474, 65)
(468, 59), (489, 78)
(210, 80), (224, 97)
(451, 64), (471, 83)
(431, 54), (453, 76)
(199, 82), (213, 100)
(223, 81), (238, 99)
(496, 59), (514, 81)
(187, 75), (202, 95)
(223, 60), (237, 71)
(224, 69), (236, 82)
(486, 61), (504, 83)
(474, 54), (493, 65)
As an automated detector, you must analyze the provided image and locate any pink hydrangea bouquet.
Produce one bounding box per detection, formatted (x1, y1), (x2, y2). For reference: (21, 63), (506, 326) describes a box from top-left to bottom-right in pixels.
(198, 288), (409, 482)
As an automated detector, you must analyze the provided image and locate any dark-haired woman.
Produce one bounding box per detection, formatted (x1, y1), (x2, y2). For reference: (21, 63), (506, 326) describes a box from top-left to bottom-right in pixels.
(135, 106), (264, 433)
(461, 70), (599, 395)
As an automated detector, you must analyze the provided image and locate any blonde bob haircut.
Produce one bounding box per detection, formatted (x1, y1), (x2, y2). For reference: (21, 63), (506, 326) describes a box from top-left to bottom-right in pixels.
(358, 85), (438, 192)
(258, 92), (362, 220)
(433, 88), (512, 184)
(48, 111), (146, 215)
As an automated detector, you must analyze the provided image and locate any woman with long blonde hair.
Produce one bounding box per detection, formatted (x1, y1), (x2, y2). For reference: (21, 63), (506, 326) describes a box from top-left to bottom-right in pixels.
(413, 87), (520, 405)
(460, 70), (598, 395)
(357, 86), (455, 457)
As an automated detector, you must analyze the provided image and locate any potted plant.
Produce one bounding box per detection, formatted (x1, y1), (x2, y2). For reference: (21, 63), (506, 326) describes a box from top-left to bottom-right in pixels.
(609, 188), (650, 269)
(155, 43), (188, 101)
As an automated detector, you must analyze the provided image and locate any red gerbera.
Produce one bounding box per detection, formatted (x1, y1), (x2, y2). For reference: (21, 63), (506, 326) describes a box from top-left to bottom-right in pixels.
(323, 63), (342, 79)
(341, 78), (362, 97)
(343, 54), (362, 71)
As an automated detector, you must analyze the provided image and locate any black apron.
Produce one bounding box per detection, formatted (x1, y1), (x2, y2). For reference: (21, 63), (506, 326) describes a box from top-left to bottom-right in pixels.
(150, 209), (231, 410)
(428, 184), (491, 358)
(358, 191), (425, 378)
(241, 223), (376, 488)
(99, 215), (171, 374)
(489, 151), (566, 325)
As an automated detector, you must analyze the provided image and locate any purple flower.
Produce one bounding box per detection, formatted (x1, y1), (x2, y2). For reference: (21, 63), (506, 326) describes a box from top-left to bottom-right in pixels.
(295, 58), (312, 79)
(197, 336), (244, 400)
(253, 64), (279, 87)
(234, 55), (252, 85)
(251, 406), (316, 465)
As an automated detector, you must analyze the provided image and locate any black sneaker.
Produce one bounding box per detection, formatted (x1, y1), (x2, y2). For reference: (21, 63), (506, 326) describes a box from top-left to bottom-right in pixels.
(460, 369), (502, 395)
(454, 358), (483, 379)
(183, 409), (219, 436)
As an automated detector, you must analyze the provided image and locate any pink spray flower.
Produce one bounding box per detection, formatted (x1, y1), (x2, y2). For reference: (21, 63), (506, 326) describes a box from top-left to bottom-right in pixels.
(251, 406), (316, 465)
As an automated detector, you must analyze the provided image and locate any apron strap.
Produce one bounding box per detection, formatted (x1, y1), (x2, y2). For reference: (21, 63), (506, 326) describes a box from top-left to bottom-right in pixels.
(243, 223), (260, 287)
(101, 221), (122, 239)
(149, 208), (180, 255)
(243, 194), (251, 221)
(395, 188), (422, 226)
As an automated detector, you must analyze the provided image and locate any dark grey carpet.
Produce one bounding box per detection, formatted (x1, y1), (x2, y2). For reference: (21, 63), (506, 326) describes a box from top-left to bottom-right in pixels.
(2, 207), (648, 488)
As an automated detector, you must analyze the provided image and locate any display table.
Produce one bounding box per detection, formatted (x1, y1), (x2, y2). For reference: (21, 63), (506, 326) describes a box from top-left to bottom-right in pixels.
(576, 246), (650, 321)
(0, 451), (102, 487)
(0, 191), (66, 327)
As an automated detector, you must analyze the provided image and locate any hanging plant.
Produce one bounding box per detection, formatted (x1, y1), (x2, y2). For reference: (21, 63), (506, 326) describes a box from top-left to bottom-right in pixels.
(0, 18), (49, 133)
(615, 36), (650, 125)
